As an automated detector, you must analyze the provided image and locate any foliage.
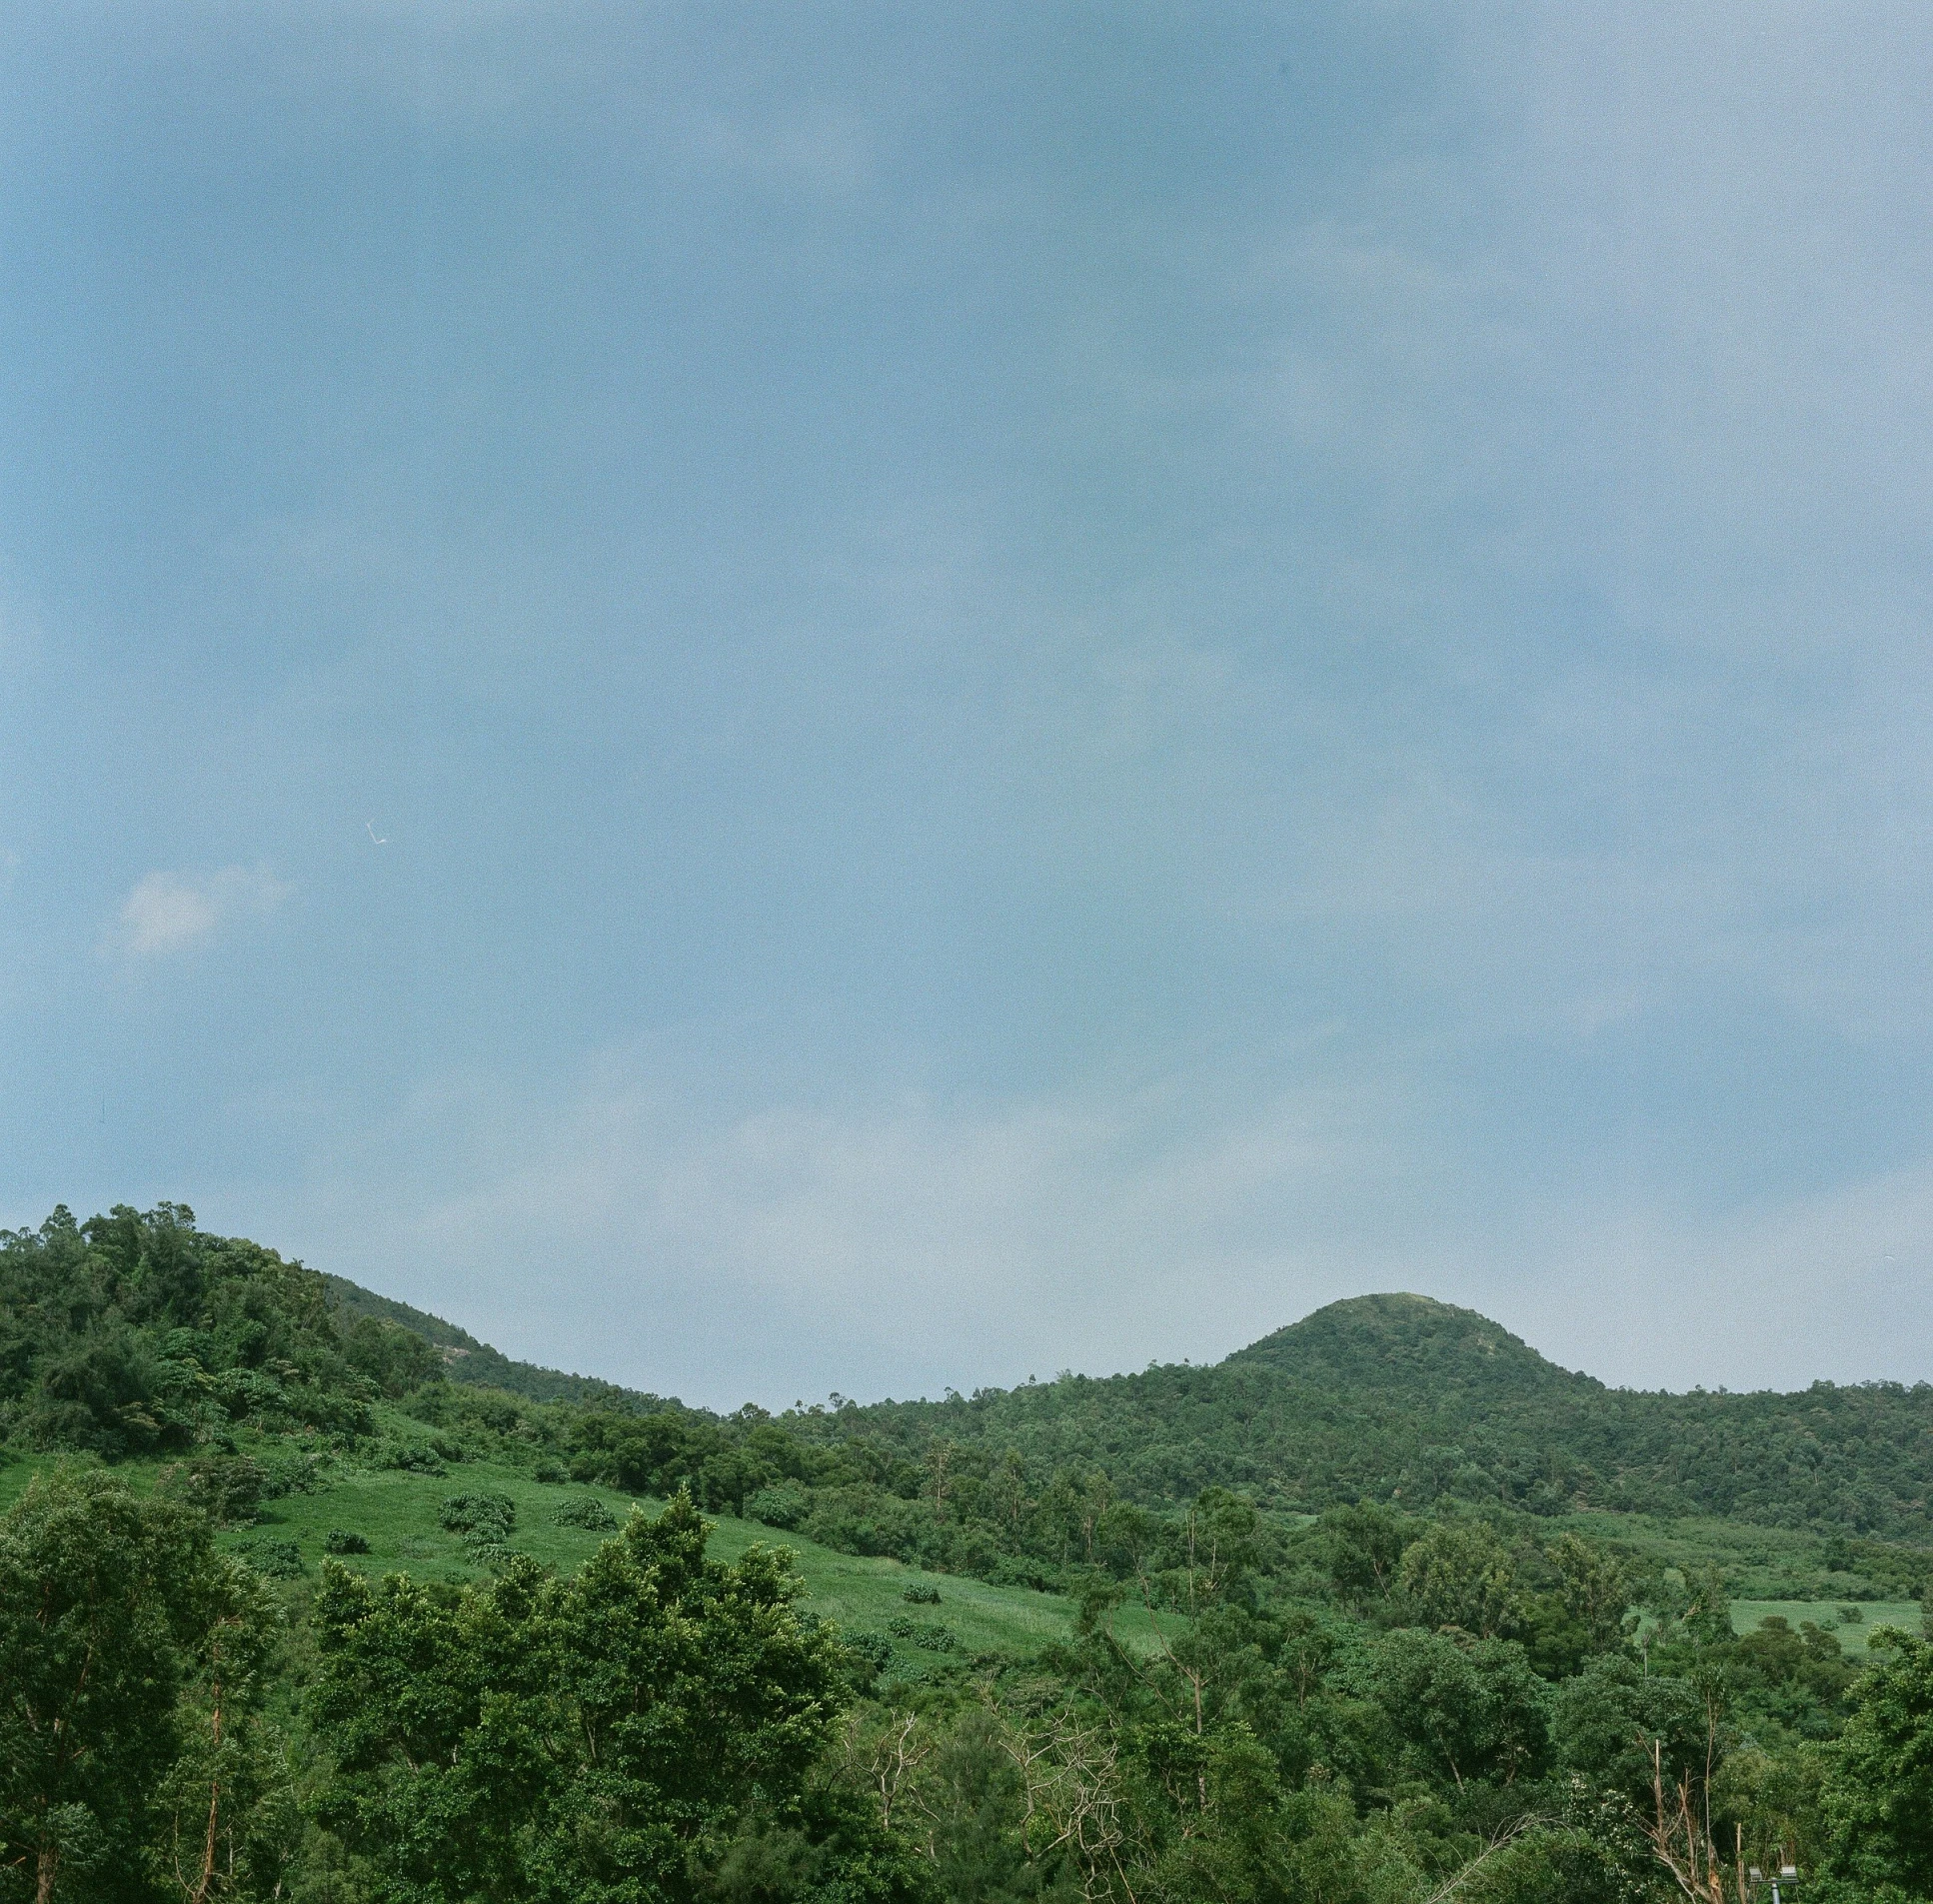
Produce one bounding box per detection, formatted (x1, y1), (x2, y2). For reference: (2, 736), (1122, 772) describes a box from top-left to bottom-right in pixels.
(1821, 1631), (1933, 1893)
(0, 1469), (292, 1904)
(14, 1202), (1933, 1902)
(310, 1492), (926, 1903)
(437, 1491), (515, 1543)
(553, 1494), (618, 1531)
(0, 1206), (415, 1459)
(814, 1292), (1933, 1543)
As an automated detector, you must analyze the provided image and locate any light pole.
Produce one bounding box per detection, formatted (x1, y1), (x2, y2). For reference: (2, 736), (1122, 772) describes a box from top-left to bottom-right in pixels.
(1745, 1852), (1800, 1902)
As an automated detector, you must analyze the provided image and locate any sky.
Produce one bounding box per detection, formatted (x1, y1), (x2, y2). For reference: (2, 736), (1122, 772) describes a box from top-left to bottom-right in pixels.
(5, 2), (1933, 1408)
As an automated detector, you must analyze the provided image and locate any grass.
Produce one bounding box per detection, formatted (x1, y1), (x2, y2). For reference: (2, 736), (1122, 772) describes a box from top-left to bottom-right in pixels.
(0, 1443), (1168, 1660)
(1557, 1509), (1831, 1599)
(23, 1441), (1917, 1662)
(1730, 1600), (1921, 1654)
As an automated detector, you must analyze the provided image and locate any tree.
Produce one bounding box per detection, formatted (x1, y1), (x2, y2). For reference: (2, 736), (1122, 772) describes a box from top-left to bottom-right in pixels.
(0, 1471), (229, 1904)
(311, 1492), (926, 1903)
(1366, 1629), (1549, 1792)
(1821, 1630), (1933, 1894)
(1321, 1505), (1408, 1611)
(1551, 1653), (1712, 1813)
(148, 1564), (295, 1903)
(1399, 1521), (1521, 1638)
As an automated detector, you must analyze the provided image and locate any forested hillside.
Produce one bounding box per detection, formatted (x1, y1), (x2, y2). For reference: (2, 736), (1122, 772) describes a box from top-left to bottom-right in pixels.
(827, 1291), (1933, 1537)
(9, 1201), (1933, 1901)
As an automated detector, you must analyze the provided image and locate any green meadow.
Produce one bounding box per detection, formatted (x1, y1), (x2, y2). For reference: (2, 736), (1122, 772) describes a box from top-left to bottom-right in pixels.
(15, 1444), (1919, 1660)
(0, 1441), (1170, 1661)
(1730, 1600), (1923, 1654)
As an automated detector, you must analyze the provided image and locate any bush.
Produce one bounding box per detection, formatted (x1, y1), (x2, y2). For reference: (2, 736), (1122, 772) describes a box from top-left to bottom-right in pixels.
(843, 1631), (894, 1674)
(214, 1367), (290, 1423)
(534, 1458), (567, 1483)
(375, 1441), (446, 1475)
(902, 1583), (941, 1604)
(239, 1537), (304, 1578)
(554, 1495), (618, 1532)
(745, 1482), (811, 1530)
(156, 1452), (265, 1526)
(324, 1529), (370, 1554)
(257, 1449), (332, 1497)
(885, 1615), (956, 1651)
(439, 1492), (515, 1543)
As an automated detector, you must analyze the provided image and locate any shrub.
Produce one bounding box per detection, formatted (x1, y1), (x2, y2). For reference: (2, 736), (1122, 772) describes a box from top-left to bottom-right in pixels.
(214, 1367), (290, 1423)
(902, 1583), (941, 1604)
(324, 1529), (370, 1554)
(745, 1482), (810, 1530)
(844, 1631), (894, 1675)
(156, 1452), (265, 1526)
(376, 1441), (446, 1475)
(439, 1491), (515, 1543)
(554, 1495), (618, 1532)
(885, 1615), (956, 1651)
(240, 1537), (304, 1578)
(258, 1449), (332, 1497)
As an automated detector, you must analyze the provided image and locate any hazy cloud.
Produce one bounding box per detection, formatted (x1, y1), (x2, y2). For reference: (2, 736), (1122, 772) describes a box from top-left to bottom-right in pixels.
(235, 1045), (1933, 1411)
(116, 866), (291, 956)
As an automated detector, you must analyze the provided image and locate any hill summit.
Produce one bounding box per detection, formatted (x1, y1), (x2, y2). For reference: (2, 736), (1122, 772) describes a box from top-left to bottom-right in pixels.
(836, 1290), (1933, 1534)
(8, 1199), (1933, 1539)
(1228, 1292), (1591, 1400)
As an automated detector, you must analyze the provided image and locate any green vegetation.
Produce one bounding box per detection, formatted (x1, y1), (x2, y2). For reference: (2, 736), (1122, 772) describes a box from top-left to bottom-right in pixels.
(827, 1290), (1933, 1537)
(9, 1200), (1933, 1899)
(1734, 1603), (1921, 1656)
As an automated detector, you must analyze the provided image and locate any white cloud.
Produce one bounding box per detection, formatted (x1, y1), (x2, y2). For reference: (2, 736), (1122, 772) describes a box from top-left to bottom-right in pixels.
(116, 865), (291, 956)
(232, 1043), (1933, 1412)
(234, 1056), (1412, 1410)
(1470, 1160), (1933, 1396)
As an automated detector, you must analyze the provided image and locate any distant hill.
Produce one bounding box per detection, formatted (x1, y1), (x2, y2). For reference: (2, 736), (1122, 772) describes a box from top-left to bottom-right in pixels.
(7, 1201), (1932, 1542)
(1229, 1291), (1583, 1395)
(320, 1273), (655, 1407)
(825, 1293), (1933, 1538)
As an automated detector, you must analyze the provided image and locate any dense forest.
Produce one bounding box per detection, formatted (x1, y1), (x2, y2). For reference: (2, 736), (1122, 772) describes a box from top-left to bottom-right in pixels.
(826, 1293), (1933, 1538)
(6, 1201), (1933, 1901)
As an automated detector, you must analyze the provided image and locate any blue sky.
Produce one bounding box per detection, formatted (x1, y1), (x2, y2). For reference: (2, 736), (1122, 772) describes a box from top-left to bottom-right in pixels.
(5, 2), (1933, 1407)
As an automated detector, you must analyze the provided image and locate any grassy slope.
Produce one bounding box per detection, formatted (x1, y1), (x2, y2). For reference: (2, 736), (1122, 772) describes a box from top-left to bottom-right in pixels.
(11, 1445), (1907, 1656)
(1557, 1508), (1888, 1601)
(1730, 1602), (1922, 1654)
(0, 1445), (1168, 1660)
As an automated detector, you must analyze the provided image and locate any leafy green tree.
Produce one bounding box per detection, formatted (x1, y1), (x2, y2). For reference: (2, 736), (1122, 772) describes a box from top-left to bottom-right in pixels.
(1399, 1521), (1521, 1638)
(1456, 1823), (1641, 1904)
(1514, 1533), (1631, 1679)
(148, 1563), (296, 1903)
(1821, 1631), (1933, 1894)
(1321, 1505), (1409, 1611)
(1366, 1629), (1549, 1792)
(1545, 1533), (1629, 1646)
(0, 1471), (229, 1904)
(1551, 1652), (1714, 1813)
(1713, 1743), (1826, 1896)
(312, 1493), (924, 1904)
(310, 1556), (547, 1903)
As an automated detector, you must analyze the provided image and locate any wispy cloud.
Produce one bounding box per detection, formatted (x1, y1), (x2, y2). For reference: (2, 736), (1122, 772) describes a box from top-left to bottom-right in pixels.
(240, 1053), (1408, 1409)
(258, 1055), (1933, 1410)
(115, 866), (291, 956)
